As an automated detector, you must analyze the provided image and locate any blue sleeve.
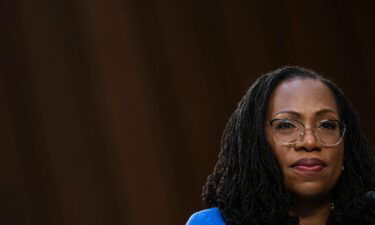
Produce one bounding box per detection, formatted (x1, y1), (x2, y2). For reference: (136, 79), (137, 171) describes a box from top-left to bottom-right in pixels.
(186, 208), (226, 225)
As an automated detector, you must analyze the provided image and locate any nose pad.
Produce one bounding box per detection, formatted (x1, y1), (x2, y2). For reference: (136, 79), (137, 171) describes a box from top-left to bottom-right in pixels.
(295, 129), (321, 151)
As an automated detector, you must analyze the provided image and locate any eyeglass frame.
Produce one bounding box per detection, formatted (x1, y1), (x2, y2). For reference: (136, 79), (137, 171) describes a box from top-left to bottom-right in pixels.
(267, 118), (346, 147)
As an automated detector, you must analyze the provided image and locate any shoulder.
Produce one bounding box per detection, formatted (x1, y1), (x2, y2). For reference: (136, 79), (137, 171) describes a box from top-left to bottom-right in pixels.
(186, 208), (226, 225)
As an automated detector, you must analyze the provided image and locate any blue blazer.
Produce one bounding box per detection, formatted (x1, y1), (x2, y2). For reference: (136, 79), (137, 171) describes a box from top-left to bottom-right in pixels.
(186, 208), (226, 225)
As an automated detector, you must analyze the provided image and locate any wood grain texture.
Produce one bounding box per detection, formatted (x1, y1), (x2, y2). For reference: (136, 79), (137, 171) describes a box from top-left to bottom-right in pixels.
(2, 1), (375, 224)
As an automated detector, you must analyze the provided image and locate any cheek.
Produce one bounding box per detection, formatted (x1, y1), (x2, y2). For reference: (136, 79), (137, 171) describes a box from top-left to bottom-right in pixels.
(329, 147), (344, 180)
(266, 138), (290, 168)
(270, 146), (291, 172)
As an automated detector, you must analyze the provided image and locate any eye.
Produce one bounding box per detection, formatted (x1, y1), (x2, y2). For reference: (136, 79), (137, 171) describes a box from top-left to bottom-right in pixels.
(318, 120), (338, 130)
(275, 120), (296, 130)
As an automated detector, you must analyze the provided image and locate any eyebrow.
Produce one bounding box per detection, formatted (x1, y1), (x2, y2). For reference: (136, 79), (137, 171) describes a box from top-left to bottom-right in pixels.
(273, 109), (338, 117)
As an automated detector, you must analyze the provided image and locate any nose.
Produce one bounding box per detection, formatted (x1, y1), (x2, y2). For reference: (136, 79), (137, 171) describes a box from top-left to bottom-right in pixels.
(294, 129), (322, 151)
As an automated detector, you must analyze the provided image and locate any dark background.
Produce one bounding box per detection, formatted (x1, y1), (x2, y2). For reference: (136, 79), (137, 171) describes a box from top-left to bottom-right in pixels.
(2, 1), (375, 225)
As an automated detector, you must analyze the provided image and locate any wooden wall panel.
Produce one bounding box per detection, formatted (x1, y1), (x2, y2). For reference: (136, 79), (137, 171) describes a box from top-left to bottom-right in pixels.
(2, 1), (375, 224)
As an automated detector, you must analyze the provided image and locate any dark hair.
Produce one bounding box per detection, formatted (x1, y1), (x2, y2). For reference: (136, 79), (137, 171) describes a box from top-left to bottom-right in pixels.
(202, 66), (375, 225)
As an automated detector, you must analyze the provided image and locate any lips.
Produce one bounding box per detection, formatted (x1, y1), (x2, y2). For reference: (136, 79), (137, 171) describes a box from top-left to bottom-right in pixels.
(291, 158), (327, 173)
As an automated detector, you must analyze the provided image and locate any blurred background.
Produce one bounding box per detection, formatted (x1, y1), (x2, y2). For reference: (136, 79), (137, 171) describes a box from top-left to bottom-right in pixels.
(2, 0), (375, 225)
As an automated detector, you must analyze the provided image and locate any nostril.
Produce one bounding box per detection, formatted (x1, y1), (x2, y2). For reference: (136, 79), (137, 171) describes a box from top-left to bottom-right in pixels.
(299, 146), (321, 152)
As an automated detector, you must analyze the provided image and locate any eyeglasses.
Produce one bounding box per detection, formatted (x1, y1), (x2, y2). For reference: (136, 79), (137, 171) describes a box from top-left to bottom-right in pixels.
(268, 118), (346, 147)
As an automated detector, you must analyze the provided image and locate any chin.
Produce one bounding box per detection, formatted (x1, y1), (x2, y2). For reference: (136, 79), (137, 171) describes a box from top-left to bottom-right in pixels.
(290, 184), (331, 200)
(294, 191), (326, 201)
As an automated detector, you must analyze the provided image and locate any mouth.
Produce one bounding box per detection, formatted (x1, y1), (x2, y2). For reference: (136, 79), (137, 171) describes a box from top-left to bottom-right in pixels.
(291, 158), (327, 173)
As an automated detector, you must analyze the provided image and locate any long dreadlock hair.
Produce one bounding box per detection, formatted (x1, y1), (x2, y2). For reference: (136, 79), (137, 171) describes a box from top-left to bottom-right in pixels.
(202, 66), (375, 225)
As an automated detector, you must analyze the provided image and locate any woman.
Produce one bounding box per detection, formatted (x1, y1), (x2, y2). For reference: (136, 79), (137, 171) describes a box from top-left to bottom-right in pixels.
(186, 67), (375, 225)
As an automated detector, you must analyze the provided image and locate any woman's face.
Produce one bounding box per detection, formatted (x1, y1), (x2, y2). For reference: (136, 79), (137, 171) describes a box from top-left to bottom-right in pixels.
(265, 78), (344, 201)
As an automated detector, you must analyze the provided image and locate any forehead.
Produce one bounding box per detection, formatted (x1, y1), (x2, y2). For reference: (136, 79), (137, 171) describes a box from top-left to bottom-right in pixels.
(267, 78), (339, 118)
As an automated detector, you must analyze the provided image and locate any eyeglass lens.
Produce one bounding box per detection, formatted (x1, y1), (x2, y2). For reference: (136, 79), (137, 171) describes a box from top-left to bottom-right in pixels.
(271, 119), (345, 146)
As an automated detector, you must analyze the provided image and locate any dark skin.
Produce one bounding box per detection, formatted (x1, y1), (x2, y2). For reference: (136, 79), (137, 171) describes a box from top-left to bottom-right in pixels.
(265, 79), (344, 225)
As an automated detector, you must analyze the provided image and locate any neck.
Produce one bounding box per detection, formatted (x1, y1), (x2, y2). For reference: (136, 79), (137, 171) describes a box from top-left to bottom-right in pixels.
(290, 197), (332, 225)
